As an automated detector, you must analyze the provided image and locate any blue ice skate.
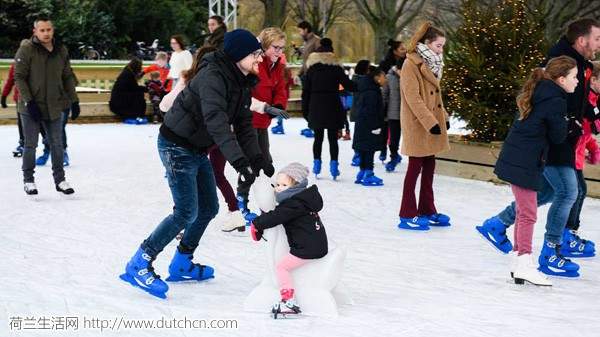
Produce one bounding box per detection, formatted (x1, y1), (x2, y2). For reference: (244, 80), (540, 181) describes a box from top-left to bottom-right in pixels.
(165, 248), (214, 282)
(361, 170), (383, 186)
(120, 247), (169, 299)
(330, 160), (340, 180)
(427, 213), (451, 227)
(398, 216), (430, 231)
(475, 216), (513, 254)
(538, 241), (580, 278)
(560, 229), (595, 258)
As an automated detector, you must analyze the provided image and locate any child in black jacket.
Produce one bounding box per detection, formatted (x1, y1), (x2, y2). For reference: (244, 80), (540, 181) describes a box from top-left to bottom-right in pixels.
(250, 162), (328, 314)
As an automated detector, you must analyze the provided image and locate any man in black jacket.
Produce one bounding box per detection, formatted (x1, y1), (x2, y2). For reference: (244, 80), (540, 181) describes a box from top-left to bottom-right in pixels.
(477, 19), (600, 271)
(121, 29), (275, 299)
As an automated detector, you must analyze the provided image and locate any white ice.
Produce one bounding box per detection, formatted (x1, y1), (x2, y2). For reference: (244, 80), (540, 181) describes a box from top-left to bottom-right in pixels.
(0, 118), (599, 337)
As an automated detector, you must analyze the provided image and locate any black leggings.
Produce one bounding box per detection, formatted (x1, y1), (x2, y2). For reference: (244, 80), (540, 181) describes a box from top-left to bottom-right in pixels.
(388, 119), (401, 159)
(313, 128), (339, 161)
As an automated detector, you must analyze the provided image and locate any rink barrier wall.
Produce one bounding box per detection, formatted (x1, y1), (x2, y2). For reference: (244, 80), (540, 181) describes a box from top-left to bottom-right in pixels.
(436, 135), (600, 198)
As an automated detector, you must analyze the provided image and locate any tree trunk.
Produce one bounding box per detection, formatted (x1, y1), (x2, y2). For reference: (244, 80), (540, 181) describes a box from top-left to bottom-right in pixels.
(261, 0), (288, 28)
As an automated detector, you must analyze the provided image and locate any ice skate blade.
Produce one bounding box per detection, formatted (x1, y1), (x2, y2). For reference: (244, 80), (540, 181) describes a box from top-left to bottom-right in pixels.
(513, 277), (552, 287)
(119, 273), (167, 299)
(221, 226), (246, 233)
(165, 274), (214, 283)
(560, 251), (595, 258)
(475, 226), (511, 254)
(538, 266), (580, 278)
(429, 221), (451, 227)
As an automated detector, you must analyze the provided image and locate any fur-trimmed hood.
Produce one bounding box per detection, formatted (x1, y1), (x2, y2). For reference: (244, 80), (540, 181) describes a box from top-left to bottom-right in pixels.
(306, 52), (340, 69)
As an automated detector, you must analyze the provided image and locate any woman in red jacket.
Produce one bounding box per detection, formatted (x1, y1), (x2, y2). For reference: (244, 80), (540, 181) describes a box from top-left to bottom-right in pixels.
(252, 27), (288, 159)
(236, 27), (289, 216)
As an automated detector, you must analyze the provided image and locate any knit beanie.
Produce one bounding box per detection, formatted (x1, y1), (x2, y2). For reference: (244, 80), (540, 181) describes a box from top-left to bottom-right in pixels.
(278, 162), (309, 184)
(223, 29), (262, 63)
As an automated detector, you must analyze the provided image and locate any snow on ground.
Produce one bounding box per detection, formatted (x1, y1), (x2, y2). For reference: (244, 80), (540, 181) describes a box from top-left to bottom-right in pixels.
(0, 118), (599, 337)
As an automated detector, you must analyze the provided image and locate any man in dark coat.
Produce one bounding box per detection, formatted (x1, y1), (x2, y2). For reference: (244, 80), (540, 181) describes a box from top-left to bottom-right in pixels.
(121, 29), (275, 299)
(14, 17), (79, 195)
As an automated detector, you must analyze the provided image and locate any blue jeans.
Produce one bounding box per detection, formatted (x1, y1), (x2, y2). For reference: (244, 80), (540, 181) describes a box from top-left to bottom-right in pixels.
(141, 134), (219, 258)
(496, 165), (578, 244)
(566, 170), (586, 231)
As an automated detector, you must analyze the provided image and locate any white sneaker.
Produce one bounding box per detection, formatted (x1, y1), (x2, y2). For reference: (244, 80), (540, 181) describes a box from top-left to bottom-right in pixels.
(513, 253), (552, 286)
(24, 182), (38, 195)
(221, 210), (246, 232)
(56, 180), (75, 195)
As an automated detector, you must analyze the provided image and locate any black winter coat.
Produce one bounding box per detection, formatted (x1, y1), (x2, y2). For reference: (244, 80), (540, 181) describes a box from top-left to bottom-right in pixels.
(160, 51), (262, 170)
(349, 74), (365, 122)
(109, 67), (147, 119)
(253, 185), (328, 259)
(352, 76), (386, 152)
(494, 80), (569, 191)
(543, 37), (594, 166)
(302, 52), (355, 130)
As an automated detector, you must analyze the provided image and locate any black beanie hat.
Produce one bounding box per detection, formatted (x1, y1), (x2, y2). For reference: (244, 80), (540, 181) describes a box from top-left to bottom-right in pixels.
(223, 29), (262, 63)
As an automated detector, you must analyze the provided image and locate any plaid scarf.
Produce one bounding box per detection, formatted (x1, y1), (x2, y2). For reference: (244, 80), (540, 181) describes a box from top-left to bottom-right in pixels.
(416, 42), (444, 79)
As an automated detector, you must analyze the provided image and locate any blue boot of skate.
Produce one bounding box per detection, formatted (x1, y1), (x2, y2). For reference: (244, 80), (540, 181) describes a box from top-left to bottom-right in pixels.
(561, 229), (595, 258)
(361, 170), (383, 186)
(165, 247), (214, 282)
(398, 216), (430, 231)
(354, 170), (365, 184)
(351, 152), (361, 167)
(271, 123), (285, 135)
(385, 156), (402, 172)
(475, 216), (513, 254)
(36, 149), (50, 166)
(330, 160), (340, 180)
(120, 247), (169, 299)
(300, 128), (314, 138)
(236, 194), (257, 226)
(312, 159), (322, 177)
(538, 241), (580, 277)
(426, 213), (451, 227)
(13, 145), (23, 158)
(63, 151), (70, 167)
(379, 150), (387, 163)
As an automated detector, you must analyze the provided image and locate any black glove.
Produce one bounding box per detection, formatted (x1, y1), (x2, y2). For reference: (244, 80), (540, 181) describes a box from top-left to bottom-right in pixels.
(264, 104), (290, 119)
(1, 96), (7, 108)
(251, 156), (275, 177)
(71, 102), (80, 120)
(26, 101), (42, 122)
(238, 166), (257, 185)
(446, 121), (450, 130)
(430, 124), (441, 135)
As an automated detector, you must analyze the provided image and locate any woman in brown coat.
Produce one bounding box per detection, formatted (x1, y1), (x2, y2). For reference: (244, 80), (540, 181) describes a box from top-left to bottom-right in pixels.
(397, 22), (451, 231)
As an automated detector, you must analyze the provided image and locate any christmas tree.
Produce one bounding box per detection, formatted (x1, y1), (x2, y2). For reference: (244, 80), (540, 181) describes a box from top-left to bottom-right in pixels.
(444, 0), (547, 142)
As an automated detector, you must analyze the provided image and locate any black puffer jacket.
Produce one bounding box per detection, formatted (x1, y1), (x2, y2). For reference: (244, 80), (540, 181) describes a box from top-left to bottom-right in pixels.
(253, 185), (328, 259)
(160, 51), (262, 169)
(543, 37), (594, 166)
(352, 76), (386, 152)
(494, 80), (569, 191)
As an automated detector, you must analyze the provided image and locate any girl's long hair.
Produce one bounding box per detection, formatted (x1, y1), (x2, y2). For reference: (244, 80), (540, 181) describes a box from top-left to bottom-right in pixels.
(516, 55), (577, 120)
(181, 46), (218, 83)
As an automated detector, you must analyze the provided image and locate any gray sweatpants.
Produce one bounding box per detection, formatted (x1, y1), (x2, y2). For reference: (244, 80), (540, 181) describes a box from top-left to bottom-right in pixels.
(21, 113), (65, 184)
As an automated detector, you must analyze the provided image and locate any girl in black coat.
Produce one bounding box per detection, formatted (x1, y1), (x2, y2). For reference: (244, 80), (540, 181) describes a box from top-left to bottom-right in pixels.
(353, 66), (387, 186)
(494, 56), (576, 286)
(109, 58), (147, 121)
(302, 38), (355, 180)
(250, 162), (328, 313)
